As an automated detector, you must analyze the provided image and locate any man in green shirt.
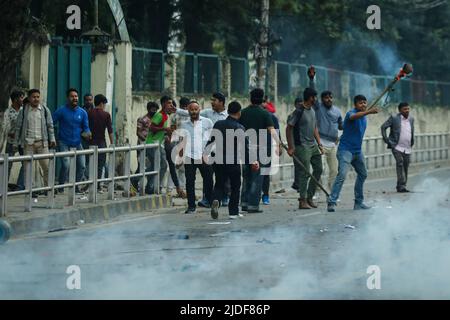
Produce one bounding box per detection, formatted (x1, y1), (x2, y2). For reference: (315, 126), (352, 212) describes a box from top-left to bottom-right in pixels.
(145, 96), (174, 194)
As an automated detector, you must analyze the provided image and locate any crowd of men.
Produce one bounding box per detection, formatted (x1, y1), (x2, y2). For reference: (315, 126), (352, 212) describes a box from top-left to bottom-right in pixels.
(0, 66), (415, 218)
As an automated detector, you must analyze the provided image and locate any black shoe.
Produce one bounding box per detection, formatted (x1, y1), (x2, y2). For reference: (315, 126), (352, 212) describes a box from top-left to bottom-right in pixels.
(291, 183), (298, 191)
(327, 203), (336, 212)
(397, 188), (410, 193)
(241, 206), (248, 212)
(354, 203), (371, 210)
(185, 207), (196, 214)
(247, 209), (263, 213)
(32, 192), (39, 199)
(211, 200), (219, 220)
(198, 199), (211, 208)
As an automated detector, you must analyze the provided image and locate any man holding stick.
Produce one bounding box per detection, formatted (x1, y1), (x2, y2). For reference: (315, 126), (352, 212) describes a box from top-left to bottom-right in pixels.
(327, 95), (379, 212)
(286, 88), (324, 210)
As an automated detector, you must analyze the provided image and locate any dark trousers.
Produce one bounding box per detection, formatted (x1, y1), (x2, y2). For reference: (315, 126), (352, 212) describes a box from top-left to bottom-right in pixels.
(95, 141), (107, 188)
(392, 149), (411, 190)
(240, 164), (263, 210)
(213, 164), (241, 215)
(165, 142), (179, 188)
(213, 163), (230, 200)
(184, 158), (213, 209)
(261, 161), (271, 196)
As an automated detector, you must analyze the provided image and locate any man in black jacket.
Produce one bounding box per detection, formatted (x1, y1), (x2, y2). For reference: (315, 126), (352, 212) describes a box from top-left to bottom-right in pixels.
(206, 101), (256, 219)
(381, 102), (415, 192)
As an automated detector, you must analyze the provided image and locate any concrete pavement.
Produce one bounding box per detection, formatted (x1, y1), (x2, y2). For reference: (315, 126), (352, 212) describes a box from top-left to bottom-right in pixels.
(0, 167), (449, 299)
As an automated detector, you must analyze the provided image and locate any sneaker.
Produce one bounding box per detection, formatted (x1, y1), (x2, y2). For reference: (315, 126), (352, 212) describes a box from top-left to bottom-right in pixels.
(354, 203), (371, 210)
(211, 200), (219, 220)
(229, 213), (244, 220)
(262, 195), (270, 205)
(185, 207), (196, 214)
(198, 199), (211, 208)
(327, 203), (336, 212)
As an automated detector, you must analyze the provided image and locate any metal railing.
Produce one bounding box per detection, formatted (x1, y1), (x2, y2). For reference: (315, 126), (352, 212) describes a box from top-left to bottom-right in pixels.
(0, 143), (160, 217)
(276, 132), (450, 180)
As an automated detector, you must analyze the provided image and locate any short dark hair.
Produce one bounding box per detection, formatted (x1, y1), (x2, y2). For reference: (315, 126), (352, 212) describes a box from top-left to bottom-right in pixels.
(28, 89), (40, 96)
(67, 88), (79, 97)
(84, 93), (93, 99)
(303, 87), (317, 101)
(294, 97), (302, 105)
(212, 92), (226, 104)
(10, 90), (24, 101)
(227, 101), (242, 114)
(250, 88), (265, 105)
(179, 97), (190, 108)
(147, 101), (159, 111)
(321, 90), (332, 99)
(354, 95), (367, 104)
(160, 95), (172, 106)
(398, 102), (409, 111)
(94, 94), (108, 106)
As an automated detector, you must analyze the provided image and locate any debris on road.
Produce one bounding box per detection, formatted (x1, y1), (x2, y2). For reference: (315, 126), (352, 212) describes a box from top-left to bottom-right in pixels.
(177, 234), (190, 240)
(256, 238), (274, 244)
(320, 228), (329, 233)
(210, 231), (230, 237)
(344, 224), (356, 230)
(386, 206), (393, 209)
(207, 222), (231, 225)
(48, 226), (77, 233)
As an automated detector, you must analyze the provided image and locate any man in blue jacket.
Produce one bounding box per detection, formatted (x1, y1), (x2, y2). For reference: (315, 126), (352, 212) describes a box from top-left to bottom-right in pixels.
(53, 88), (92, 193)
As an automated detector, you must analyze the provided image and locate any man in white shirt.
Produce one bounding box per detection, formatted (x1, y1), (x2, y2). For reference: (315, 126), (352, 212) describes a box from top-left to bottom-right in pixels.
(381, 102), (415, 192)
(177, 101), (214, 214)
(175, 92), (229, 208)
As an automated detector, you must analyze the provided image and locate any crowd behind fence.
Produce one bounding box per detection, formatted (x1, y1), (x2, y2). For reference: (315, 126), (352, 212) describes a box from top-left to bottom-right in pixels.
(131, 46), (450, 107)
(0, 143), (160, 217)
(1, 133), (449, 216)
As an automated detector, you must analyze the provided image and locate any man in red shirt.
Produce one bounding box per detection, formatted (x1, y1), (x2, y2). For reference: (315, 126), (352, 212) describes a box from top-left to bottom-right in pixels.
(88, 94), (113, 190)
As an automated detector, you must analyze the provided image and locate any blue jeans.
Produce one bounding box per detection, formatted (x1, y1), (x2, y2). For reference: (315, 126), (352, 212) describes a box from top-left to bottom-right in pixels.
(6, 143), (25, 190)
(328, 149), (367, 205)
(58, 142), (86, 186)
(240, 164), (263, 210)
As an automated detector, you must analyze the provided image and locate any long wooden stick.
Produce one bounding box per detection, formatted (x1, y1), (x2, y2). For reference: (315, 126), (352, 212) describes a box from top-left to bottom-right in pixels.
(280, 142), (330, 197)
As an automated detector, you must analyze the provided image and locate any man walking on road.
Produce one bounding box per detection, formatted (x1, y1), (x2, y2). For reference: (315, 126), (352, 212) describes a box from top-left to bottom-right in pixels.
(208, 101), (252, 219)
(286, 87), (324, 209)
(327, 95), (379, 212)
(178, 101), (214, 214)
(175, 92), (228, 208)
(53, 88), (91, 194)
(381, 102), (415, 193)
(239, 88), (279, 213)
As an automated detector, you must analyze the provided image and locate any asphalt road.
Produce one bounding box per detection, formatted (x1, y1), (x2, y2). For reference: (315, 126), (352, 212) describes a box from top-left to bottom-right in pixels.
(1, 168), (450, 299)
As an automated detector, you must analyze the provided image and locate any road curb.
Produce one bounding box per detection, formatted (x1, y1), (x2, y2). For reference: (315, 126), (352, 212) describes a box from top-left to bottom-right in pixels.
(4, 194), (173, 239)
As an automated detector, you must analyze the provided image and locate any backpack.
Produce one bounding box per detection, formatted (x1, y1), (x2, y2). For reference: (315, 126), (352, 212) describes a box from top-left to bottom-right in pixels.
(288, 106), (304, 146)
